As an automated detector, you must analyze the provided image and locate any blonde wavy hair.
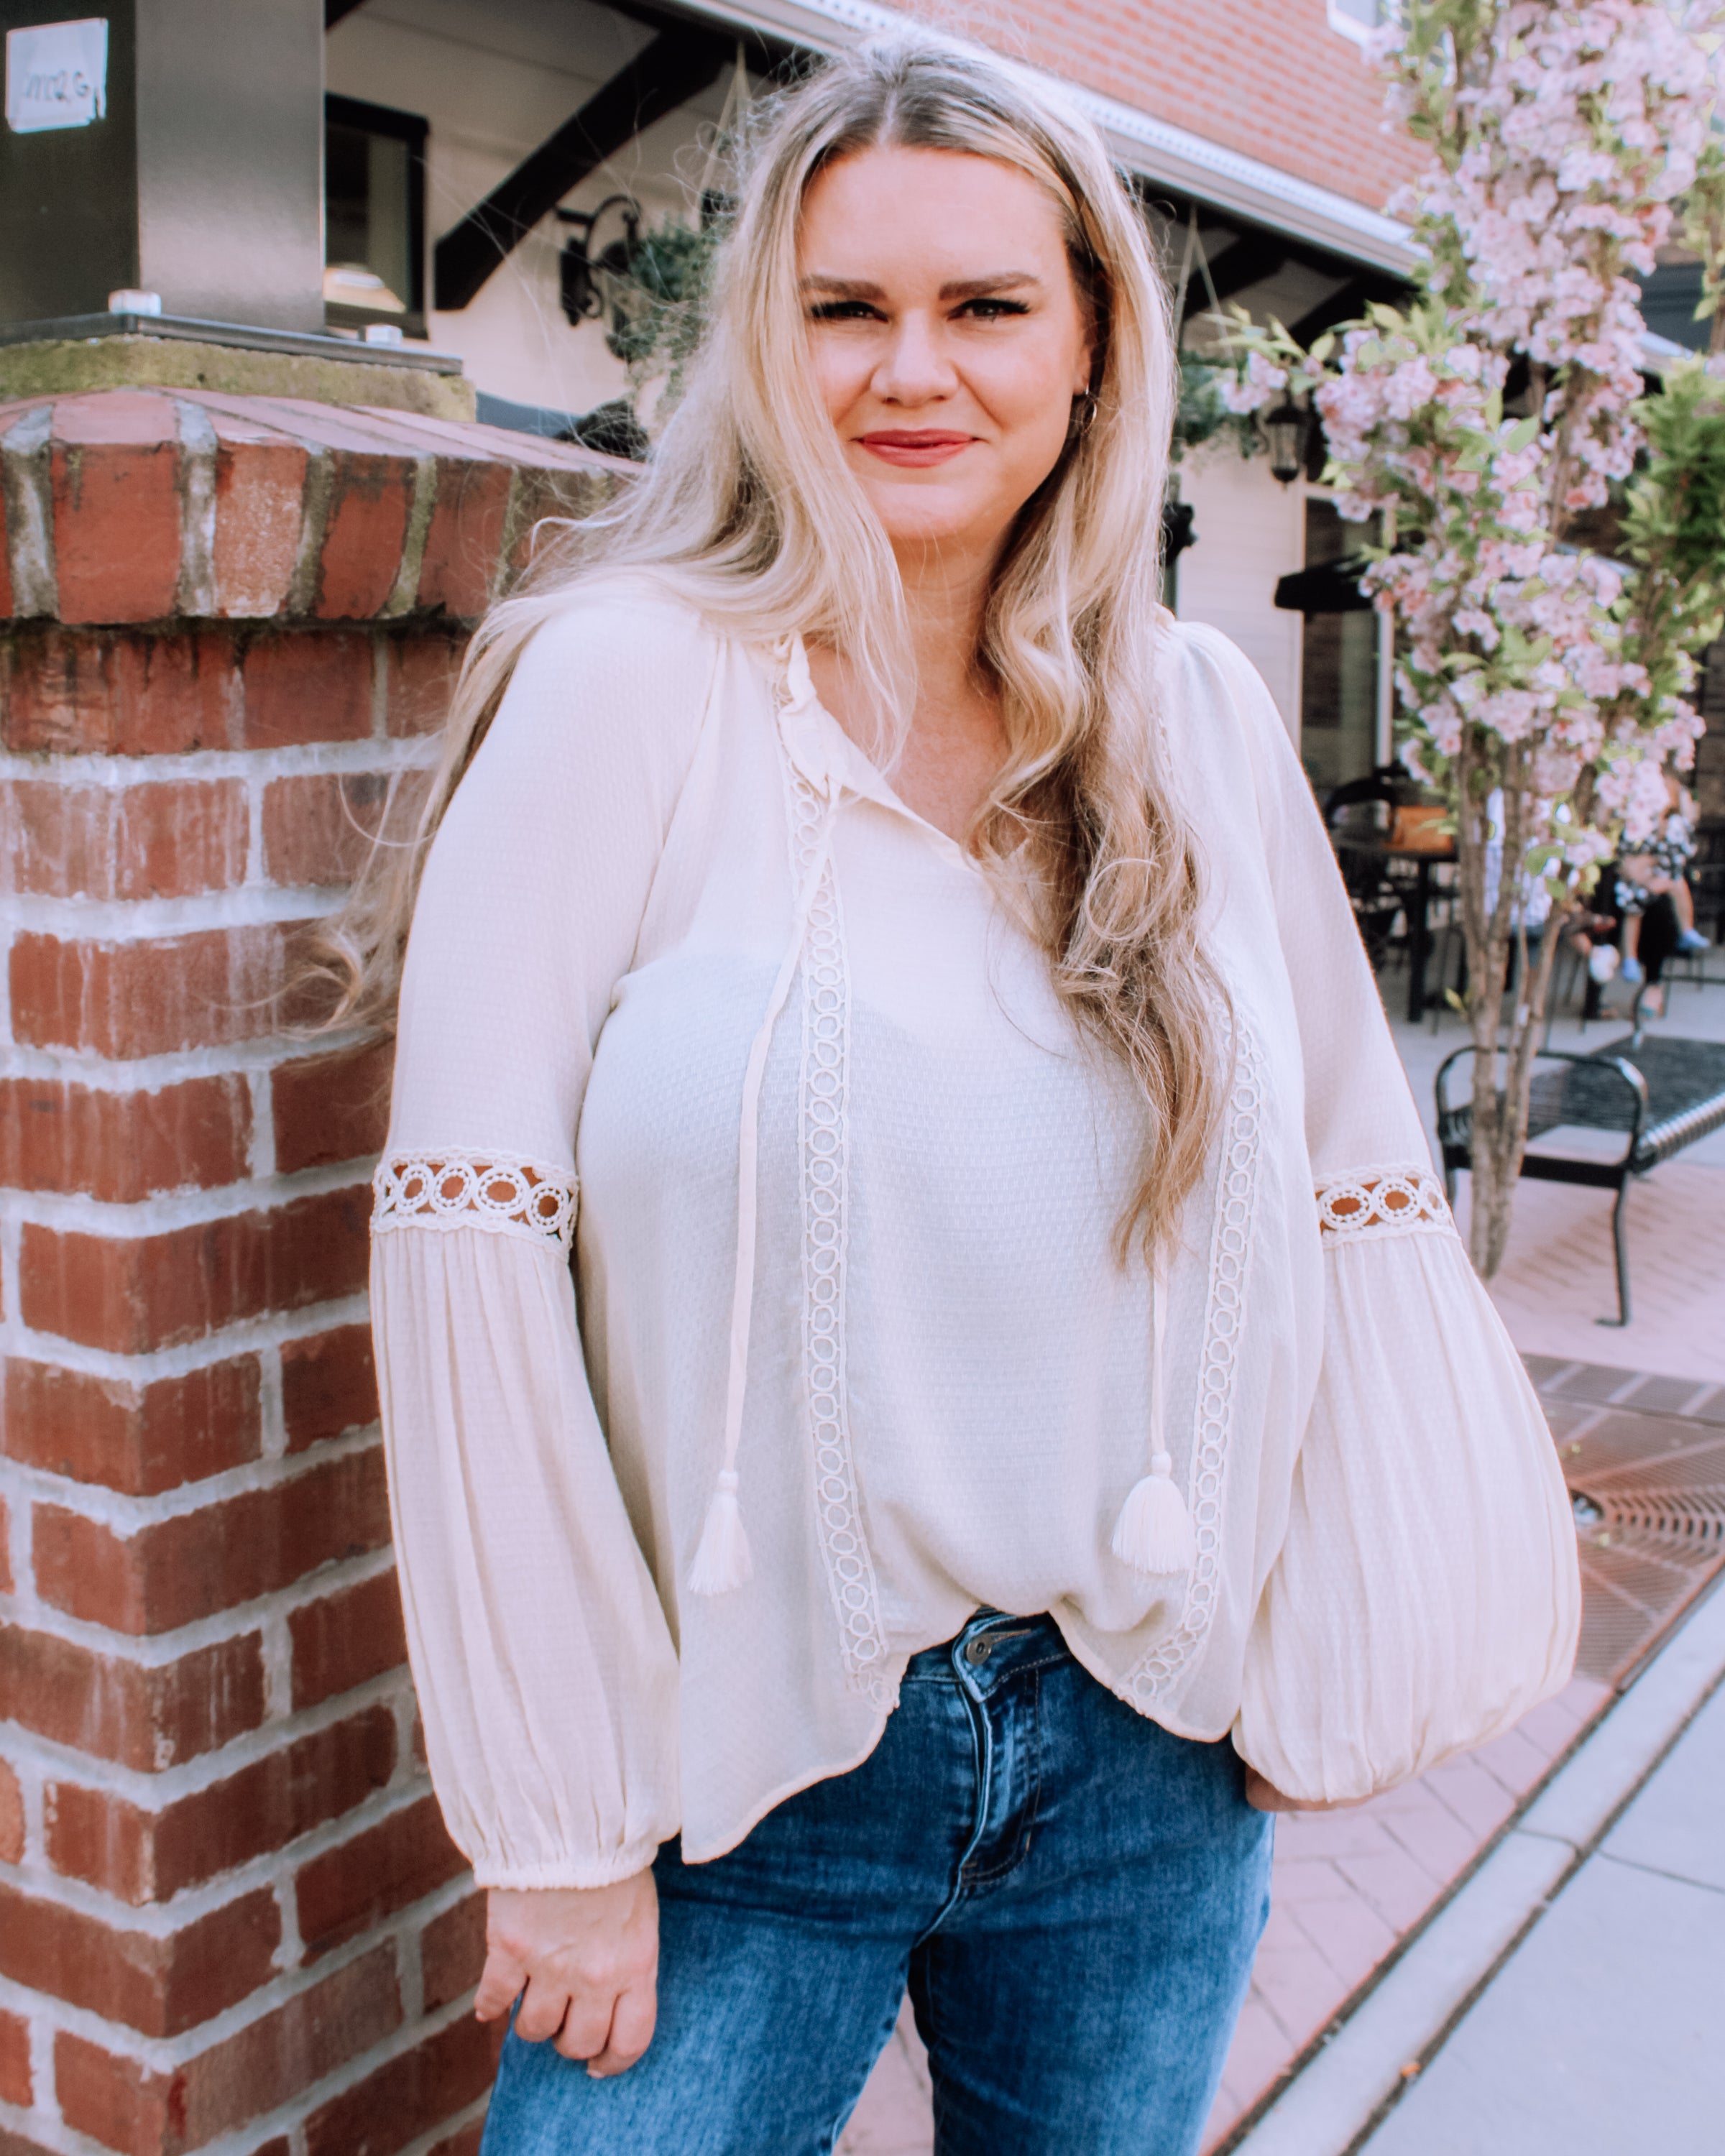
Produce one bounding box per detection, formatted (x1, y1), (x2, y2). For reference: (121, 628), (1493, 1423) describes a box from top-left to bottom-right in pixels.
(311, 35), (1228, 1256)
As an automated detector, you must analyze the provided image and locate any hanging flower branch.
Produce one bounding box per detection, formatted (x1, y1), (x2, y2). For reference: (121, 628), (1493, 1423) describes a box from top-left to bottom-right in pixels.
(1224, 0), (1725, 1280)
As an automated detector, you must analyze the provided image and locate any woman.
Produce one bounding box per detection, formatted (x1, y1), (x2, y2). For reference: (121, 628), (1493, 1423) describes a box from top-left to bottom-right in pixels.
(346, 40), (1580, 2155)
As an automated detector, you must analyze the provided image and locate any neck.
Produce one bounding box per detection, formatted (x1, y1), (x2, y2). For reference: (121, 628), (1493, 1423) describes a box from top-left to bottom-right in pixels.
(892, 535), (995, 704)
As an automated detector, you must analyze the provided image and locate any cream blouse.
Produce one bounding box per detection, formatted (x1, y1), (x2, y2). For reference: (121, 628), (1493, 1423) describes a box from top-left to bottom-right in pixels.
(370, 580), (1580, 1889)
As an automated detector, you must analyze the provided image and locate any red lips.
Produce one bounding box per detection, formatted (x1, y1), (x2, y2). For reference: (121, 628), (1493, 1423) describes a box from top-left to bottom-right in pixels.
(855, 430), (978, 466)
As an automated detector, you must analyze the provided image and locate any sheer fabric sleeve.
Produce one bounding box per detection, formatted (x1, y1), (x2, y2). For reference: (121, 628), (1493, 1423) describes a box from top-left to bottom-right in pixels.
(370, 589), (714, 1886)
(1184, 627), (1581, 1804)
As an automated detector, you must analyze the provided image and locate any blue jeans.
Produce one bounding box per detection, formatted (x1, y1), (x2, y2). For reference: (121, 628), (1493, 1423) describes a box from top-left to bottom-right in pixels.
(482, 1609), (1272, 2155)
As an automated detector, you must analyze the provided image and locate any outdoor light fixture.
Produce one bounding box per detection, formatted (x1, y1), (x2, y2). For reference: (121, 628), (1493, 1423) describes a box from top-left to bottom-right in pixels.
(1264, 397), (1311, 486)
(556, 194), (643, 326)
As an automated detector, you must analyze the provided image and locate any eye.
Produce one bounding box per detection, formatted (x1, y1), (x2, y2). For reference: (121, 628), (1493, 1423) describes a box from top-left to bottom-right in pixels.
(807, 299), (886, 323)
(954, 297), (1031, 321)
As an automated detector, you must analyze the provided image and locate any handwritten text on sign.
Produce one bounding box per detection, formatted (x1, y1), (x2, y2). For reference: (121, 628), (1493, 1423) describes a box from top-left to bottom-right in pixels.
(5, 19), (109, 134)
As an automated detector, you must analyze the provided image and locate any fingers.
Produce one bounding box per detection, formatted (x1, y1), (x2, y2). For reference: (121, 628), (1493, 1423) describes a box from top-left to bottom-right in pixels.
(513, 1972), (575, 2045)
(584, 1978), (658, 2078)
(549, 1986), (616, 2063)
(473, 1942), (528, 2024)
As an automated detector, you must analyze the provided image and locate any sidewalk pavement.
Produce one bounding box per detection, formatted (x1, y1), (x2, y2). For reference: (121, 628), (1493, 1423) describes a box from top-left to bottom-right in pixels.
(1233, 1575), (1725, 2156)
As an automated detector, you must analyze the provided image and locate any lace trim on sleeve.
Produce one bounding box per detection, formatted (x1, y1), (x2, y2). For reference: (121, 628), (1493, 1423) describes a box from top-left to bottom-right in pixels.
(1317, 1165), (1453, 1243)
(372, 1150), (578, 1255)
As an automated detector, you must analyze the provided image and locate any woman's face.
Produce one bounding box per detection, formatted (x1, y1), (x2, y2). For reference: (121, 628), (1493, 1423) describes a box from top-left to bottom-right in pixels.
(797, 145), (1094, 564)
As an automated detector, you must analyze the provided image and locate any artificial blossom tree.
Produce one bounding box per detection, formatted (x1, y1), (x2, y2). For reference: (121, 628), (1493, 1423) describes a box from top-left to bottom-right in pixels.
(1225, 0), (1725, 1279)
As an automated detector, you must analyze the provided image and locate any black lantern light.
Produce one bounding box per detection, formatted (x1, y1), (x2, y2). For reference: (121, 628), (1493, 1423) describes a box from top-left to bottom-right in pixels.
(1263, 397), (1311, 487)
(555, 195), (643, 328)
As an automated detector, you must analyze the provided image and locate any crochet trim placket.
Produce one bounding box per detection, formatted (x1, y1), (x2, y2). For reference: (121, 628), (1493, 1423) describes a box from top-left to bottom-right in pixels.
(1125, 1021), (1264, 1708)
(781, 732), (891, 1703)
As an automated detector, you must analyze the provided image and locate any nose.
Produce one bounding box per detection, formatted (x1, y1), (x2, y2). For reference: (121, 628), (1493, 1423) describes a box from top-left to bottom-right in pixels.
(871, 308), (957, 406)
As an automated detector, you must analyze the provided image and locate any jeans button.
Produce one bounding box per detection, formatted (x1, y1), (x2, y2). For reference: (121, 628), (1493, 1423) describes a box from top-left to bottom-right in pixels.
(965, 1636), (993, 1664)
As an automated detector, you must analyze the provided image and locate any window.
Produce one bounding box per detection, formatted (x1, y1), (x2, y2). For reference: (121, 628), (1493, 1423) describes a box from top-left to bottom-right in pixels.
(1328, 0), (1388, 42)
(325, 94), (427, 337)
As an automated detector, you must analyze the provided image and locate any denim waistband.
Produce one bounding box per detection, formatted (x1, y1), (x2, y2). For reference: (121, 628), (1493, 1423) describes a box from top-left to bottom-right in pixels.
(901, 1608), (1070, 1685)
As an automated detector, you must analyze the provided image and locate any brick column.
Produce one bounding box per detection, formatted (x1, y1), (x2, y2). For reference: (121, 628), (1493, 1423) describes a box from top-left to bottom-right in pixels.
(0, 388), (615, 2156)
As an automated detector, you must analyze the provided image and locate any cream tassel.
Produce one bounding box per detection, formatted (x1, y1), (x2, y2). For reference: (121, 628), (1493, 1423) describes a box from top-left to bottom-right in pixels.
(689, 787), (838, 1598)
(1112, 1250), (1196, 1575)
(1111, 1452), (1197, 1575)
(689, 1468), (753, 1595)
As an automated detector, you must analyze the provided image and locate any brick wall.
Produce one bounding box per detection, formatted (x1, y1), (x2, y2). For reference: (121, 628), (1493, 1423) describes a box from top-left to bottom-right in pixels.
(0, 388), (616, 2156)
(908, 0), (1426, 214)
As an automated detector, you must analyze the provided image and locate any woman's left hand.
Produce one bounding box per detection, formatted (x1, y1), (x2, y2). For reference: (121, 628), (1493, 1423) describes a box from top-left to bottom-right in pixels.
(1243, 1767), (1371, 1814)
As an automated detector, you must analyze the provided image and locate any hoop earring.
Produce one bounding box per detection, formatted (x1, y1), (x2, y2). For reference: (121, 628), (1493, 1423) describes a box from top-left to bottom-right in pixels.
(1070, 390), (1099, 441)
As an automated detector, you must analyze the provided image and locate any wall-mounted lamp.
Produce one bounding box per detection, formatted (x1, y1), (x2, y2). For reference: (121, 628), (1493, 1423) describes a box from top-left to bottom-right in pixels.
(1263, 398), (1312, 486)
(555, 195), (643, 328)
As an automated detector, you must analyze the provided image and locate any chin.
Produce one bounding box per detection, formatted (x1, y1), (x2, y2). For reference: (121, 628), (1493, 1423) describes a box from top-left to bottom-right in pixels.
(866, 499), (995, 553)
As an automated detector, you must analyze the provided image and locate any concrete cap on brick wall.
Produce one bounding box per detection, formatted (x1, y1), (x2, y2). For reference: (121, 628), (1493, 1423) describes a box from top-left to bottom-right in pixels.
(0, 388), (628, 629)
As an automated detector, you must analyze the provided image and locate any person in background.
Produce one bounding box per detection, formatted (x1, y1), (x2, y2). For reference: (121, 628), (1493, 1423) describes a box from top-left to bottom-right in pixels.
(1619, 768), (1708, 1015)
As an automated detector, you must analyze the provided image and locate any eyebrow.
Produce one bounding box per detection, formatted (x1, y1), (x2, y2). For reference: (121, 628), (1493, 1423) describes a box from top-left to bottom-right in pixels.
(799, 272), (1045, 300)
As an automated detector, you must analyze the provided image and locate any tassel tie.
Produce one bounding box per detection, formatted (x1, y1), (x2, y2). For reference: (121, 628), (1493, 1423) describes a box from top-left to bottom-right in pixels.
(689, 726), (841, 1598)
(1111, 1249), (1197, 1577)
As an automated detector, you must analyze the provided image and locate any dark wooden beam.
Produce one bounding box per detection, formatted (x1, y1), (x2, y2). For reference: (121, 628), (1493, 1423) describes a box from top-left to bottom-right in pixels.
(325, 0), (368, 26)
(1287, 272), (1401, 346)
(433, 29), (730, 312)
(1190, 230), (1290, 317)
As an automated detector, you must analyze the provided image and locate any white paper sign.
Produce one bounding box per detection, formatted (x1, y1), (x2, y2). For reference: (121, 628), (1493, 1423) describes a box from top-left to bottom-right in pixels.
(6, 18), (109, 134)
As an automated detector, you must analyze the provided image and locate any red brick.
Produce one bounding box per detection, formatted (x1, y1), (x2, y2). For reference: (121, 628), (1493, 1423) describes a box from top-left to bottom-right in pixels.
(428, 2124), (485, 2156)
(290, 1569), (408, 1710)
(304, 2013), (501, 2156)
(280, 1325), (377, 1452)
(52, 393), (183, 624)
(48, 1704), (396, 1903)
(239, 632), (373, 747)
(272, 1039), (393, 1174)
(261, 770), (395, 888)
(0, 1880), (278, 2037)
(208, 412), (308, 619)
(0, 1495), (9, 1594)
(316, 459), (412, 620)
(0, 628), (242, 756)
(2, 1357), (262, 1496)
(33, 1446), (390, 1634)
(0, 1756), (22, 1863)
(420, 1890), (486, 2014)
(19, 1185), (372, 1353)
(9, 923), (300, 1058)
(417, 459), (512, 618)
(0, 1076), (250, 1201)
(385, 632), (464, 737)
(0, 1623), (264, 1772)
(55, 1944), (401, 2155)
(0, 2007), (30, 2108)
(296, 1795), (467, 1960)
(2, 780), (248, 898)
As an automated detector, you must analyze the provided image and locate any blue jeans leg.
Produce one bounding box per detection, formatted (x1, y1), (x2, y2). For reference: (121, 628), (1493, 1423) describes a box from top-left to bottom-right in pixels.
(479, 1612), (1271, 2156)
